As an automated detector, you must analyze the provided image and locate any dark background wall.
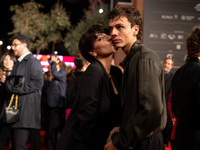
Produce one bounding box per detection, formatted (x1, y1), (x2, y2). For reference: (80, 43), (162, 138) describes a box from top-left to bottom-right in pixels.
(114, 0), (200, 72)
(143, 0), (200, 72)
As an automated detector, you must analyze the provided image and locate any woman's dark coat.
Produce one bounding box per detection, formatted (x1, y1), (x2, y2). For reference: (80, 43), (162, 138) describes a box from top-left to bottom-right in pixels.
(171, 57), (200, 150)
(56, 60), (122, 150)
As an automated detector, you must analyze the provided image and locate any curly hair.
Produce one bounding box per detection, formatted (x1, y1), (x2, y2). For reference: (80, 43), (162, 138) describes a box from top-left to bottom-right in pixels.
(12, 34), (30, 49)
(186, 26), (200, 59)
(107, 7), (143, 41)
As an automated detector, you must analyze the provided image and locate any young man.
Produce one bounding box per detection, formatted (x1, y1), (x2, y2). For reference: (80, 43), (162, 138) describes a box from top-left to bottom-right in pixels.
(171, 26), (200, 150)
(1, 34), (44, 150)
(105, 7), (167, 150)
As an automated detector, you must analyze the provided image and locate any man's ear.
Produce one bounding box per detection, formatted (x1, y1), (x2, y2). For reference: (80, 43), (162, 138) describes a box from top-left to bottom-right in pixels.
(22, 42), (28, 49)
(88, 51), (97, 57)
(132, 25), (139, 36)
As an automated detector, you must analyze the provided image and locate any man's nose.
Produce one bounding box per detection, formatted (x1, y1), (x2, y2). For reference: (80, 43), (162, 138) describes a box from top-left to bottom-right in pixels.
(110, 28), (118, 36)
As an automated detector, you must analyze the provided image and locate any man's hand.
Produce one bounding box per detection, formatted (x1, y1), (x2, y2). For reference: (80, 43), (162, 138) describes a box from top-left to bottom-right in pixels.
(50, 55), (59, 64)
(107, 127), (119, 142)
(104, 140), (118, 150)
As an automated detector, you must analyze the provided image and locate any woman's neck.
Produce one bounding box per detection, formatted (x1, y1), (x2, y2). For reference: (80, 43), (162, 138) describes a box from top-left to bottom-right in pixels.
(97, 55), (113, 75)
(4, 68), (12, 71)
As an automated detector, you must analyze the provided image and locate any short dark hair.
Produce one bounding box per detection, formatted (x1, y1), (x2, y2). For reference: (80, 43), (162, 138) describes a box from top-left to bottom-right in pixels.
(186, 26), (200, 59)
(164, 57), (174, 66)
(12, 34), (30, 49)
(74, 53), (87, 71)
(78, 24), (109, 62)
(107, 7), (143, 41)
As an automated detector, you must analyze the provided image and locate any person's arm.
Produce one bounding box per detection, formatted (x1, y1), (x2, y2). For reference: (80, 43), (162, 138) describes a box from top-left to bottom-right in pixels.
(50, 61), (67, 79)
(112, 56), (166, 149)
(6, 60), (44, 94)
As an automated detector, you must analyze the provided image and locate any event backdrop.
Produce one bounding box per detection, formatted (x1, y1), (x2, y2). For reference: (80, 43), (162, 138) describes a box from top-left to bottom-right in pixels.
(143, 0), (200, 72)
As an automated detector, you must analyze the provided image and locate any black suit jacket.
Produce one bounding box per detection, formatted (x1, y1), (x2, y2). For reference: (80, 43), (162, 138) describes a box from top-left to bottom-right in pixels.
(56, 60), (122, 150)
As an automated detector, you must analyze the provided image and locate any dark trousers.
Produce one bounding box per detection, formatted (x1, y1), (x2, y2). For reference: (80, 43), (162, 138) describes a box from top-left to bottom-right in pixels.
(13, 128), (41, 150)
(0, 123), (11, 150)
(47, 106), (65, 150)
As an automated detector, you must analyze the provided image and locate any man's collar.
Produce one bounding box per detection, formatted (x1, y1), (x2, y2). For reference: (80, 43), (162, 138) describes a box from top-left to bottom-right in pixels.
(18, 52), (31, 62)
(120, 40), (142, 68)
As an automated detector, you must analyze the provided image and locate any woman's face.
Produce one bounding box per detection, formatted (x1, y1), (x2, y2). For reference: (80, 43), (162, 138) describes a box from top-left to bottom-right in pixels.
(3, 55), (14, 70)
(92, 33), (116, 58)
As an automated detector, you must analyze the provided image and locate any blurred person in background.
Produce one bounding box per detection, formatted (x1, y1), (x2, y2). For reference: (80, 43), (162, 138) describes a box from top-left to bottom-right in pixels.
(162, 57), (174, 147)
(65, 53), (89, 109)
(46, 55), (67, 150)
(171, 26), (200, 150)
(0, 52), (16, 150)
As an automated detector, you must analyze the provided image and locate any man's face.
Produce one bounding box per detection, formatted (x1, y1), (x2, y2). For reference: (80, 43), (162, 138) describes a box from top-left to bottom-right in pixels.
(109, 16), (138, 53)
(11, 39), (25, 57)
(163, 58), (173, 74)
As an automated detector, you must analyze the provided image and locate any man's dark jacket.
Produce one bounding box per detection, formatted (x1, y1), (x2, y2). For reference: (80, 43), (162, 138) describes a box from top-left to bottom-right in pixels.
(112, 41), (167, 150)
(5, 53), (44, 129)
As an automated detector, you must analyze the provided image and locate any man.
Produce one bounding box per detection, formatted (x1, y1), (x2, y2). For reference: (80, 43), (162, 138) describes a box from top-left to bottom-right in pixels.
(162, 58), (174, 147)
(1, 34), (44, 150)
(163, 58), (174, 102)
(105, 7), (167, 150)
(171, 26), (200, 150)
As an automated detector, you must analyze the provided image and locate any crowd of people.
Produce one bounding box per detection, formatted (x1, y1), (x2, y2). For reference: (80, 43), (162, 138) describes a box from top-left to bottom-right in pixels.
(0, 6), (199, 150)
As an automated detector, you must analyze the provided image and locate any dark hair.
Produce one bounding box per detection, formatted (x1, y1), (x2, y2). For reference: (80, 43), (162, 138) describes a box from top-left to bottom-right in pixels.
(107, 7), (143, 41)
(12, 34), (30, 49)
(78, 24), (109, 62)
(164, 57), (174, 66)
(74, 53), (87, 71)
(0, 52), (16, 70)
(186, 26), (200, 59)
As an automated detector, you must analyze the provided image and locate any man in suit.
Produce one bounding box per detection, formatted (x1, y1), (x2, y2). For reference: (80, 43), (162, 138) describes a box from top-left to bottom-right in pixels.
(105, 7), (167, 150)
(163, 58), (174, 102)
(162, 58), (174, 147)
(171, 26), (200, 150)
(1, 34), (44, 150)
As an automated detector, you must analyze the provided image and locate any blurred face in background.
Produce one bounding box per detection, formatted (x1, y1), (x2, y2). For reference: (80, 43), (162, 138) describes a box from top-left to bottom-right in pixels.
(163, 58), (173, 74)
(3, 55), (14, 70)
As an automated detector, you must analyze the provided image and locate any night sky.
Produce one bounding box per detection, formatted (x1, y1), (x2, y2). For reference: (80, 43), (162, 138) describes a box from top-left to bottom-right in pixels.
(0, 0), (89, 50)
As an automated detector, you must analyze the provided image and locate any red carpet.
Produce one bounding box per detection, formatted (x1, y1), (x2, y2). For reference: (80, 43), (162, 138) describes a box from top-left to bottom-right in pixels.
(5, 130), (172, 150)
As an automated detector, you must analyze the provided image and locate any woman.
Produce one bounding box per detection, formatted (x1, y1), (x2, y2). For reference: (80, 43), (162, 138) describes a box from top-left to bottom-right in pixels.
(0, 52), (16, 149)
(46, 55), (67, 150)
(56, 24), (122, 150)
(0, 52), (16, 78)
